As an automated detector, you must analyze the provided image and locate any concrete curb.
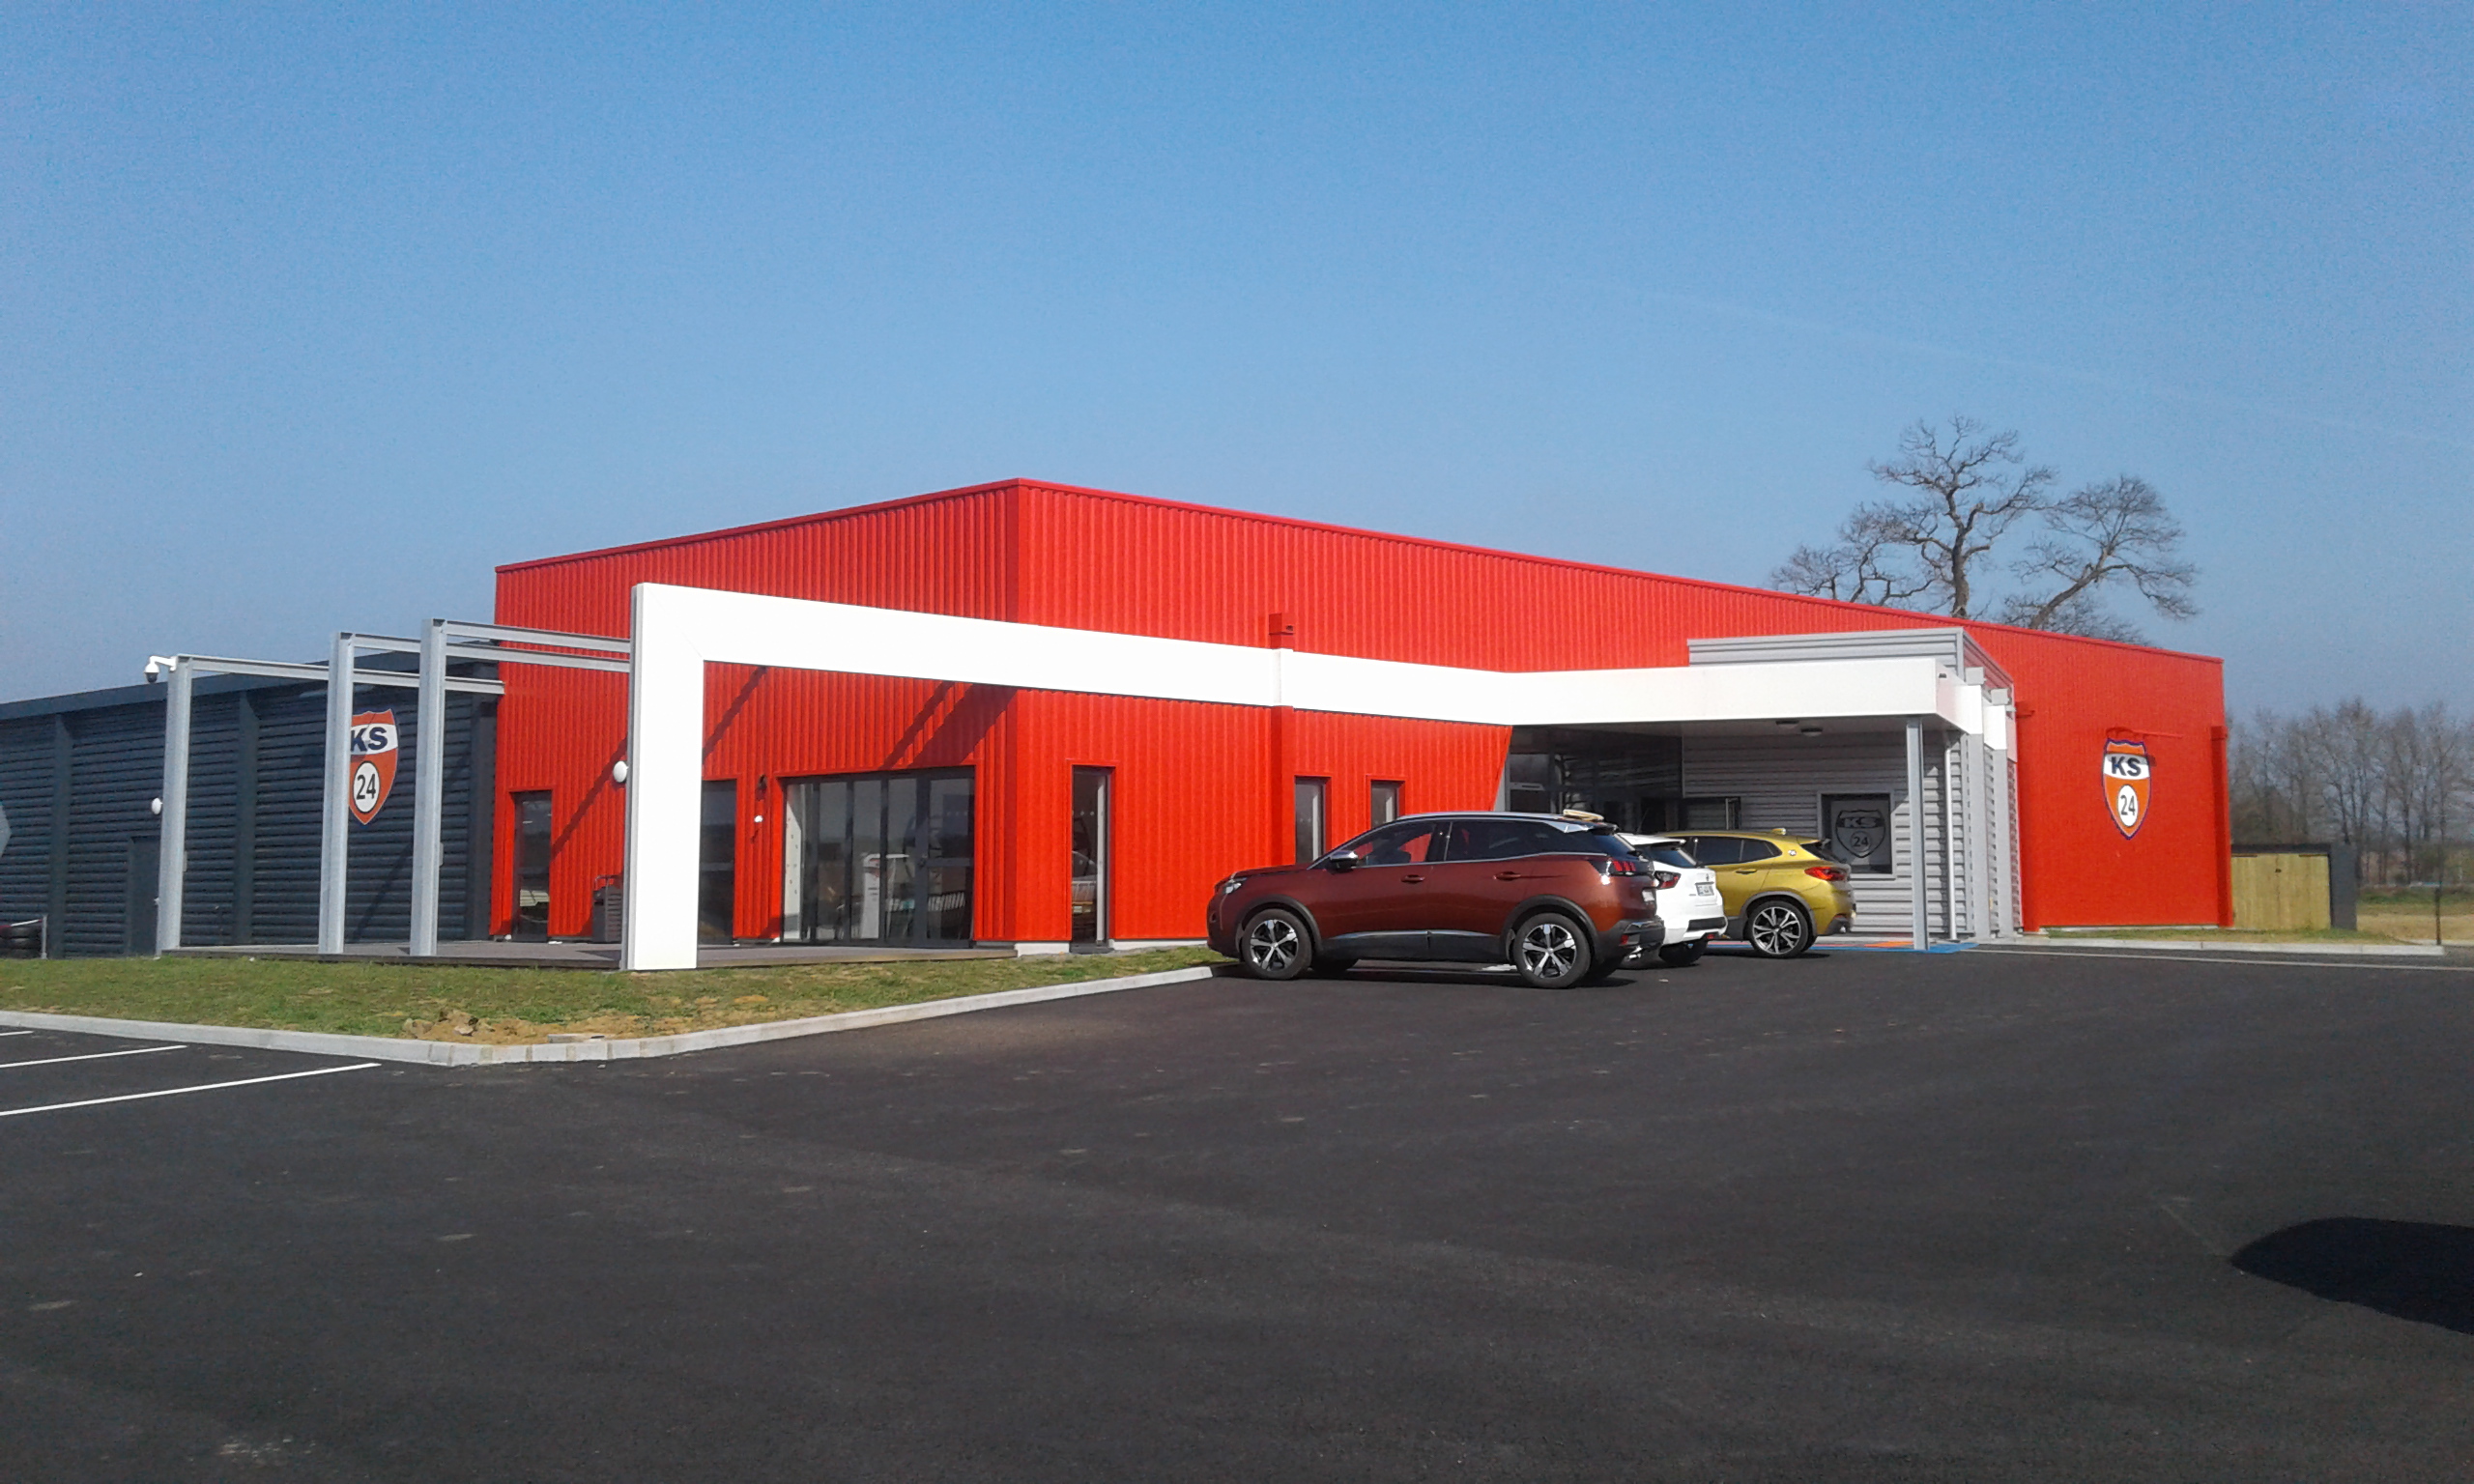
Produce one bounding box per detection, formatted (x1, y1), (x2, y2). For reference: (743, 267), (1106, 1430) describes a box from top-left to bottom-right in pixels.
(0, 965), (1223, 1067)
(2022, 937), (2445, 958)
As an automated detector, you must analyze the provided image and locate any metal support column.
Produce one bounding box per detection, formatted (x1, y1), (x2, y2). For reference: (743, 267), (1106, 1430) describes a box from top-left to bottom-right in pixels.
(1907, 714), (1928, 950)
(409, 618), (447, 956)
(153, 659), (194, 955)
(1962, 730), (1990, 941)
(317, 633), (354, 955)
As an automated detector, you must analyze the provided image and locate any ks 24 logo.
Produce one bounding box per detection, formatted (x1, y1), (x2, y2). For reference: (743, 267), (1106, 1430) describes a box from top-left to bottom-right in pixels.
(349, 710), (399, 825)
(2101, 738), (2152, 840)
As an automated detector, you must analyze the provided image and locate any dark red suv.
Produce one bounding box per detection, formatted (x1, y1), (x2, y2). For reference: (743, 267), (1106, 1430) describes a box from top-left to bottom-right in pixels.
(1205, 813), (1666, 988)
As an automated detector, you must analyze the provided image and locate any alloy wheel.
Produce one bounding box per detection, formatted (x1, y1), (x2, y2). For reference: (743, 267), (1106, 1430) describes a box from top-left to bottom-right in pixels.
(1245, 914), (1304, 976)
(1746, 901), (1812, 957)
(1515, 917), (1584, 985)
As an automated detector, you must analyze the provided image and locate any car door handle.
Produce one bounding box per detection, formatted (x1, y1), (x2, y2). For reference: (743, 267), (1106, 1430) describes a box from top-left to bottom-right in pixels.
(1495, 870), (1528, 880)
(1732, 868), (1759, 874)
(1400, 873), (1425, 884)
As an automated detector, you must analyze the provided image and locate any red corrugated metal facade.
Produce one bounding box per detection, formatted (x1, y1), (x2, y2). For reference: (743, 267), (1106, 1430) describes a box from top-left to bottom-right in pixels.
(492, 478), (2230, 939)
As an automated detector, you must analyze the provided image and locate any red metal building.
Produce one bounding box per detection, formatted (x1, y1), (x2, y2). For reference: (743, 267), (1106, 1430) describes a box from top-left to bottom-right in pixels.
(491, 478), (2231, 946)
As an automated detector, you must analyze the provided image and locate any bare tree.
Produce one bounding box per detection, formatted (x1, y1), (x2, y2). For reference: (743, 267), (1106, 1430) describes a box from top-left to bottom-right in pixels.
(1996, 475), (2197, 640)
(1772, 414), (2054, 616)
(1862, 415), (2055, 619)
(2233, 700), (2473, 885)
(1775, 415), (2198, 639)
(1770, 505), (1932, 608)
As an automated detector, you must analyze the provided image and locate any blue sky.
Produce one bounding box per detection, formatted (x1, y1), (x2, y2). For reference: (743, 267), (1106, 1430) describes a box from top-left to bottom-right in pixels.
(2, 4), (2464, 711)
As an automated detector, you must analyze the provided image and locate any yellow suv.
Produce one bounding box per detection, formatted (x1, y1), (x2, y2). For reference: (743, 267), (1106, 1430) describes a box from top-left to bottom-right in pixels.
(1668, 830), (1856, 957)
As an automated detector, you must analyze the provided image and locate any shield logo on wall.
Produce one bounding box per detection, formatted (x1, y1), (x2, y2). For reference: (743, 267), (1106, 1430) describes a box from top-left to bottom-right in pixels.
(350, 709), (399, 825)
(2101, 738), (2151, 839)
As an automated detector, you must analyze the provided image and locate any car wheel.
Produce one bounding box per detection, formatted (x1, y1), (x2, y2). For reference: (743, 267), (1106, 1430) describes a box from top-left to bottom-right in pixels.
(1743, 899), (1814, 958)
(1510, 912), (1593, 988)
(1309, 955), (1357, 978)
(1657, 939), (1707, 967)
(1240, 908), (1311, 981)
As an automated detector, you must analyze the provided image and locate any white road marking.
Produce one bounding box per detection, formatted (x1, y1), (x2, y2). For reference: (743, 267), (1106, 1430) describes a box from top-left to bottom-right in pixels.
(0, 1030), (32, 1038)
(1978, 946), (2474, 974)
(0, 1062), (380, 1120)
(0, 1044), (186, 1071)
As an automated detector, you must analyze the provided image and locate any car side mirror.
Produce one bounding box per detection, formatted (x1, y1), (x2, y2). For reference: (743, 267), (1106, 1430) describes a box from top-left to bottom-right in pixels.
(1323, 850), (1361, 872)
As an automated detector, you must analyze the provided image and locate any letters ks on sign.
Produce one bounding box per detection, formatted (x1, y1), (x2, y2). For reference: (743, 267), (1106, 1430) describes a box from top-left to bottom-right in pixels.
(350, 710), (398, 825)
(2101, 738), (2151, 840)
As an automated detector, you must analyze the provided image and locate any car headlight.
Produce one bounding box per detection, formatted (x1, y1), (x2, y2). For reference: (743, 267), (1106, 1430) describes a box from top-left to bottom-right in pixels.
(1217, 876), (1248, 897)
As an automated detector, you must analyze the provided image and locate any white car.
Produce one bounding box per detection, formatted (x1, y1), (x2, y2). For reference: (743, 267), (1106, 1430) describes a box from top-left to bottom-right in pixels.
(1621, 834), (1729, 966)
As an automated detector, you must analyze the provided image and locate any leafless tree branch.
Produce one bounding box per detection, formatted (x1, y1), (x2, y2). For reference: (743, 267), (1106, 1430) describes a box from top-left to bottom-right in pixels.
(1769, 503), (1933, 607)
(2001, 474), (2198, 637)
(1863, 414), (2055, 619)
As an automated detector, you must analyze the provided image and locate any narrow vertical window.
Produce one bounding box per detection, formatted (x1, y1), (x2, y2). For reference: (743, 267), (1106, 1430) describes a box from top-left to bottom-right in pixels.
(1295, 777), (1328, 864)
(1072, 767), (1110, 945)
(1370, 780), (1402, 827)
(699, 780), (737, 944)
(511, 791), (552, 940)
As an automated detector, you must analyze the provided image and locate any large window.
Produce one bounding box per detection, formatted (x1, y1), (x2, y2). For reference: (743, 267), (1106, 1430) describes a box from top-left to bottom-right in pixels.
(781, 769), (974, 944)
(1683, 796), (1740, 829)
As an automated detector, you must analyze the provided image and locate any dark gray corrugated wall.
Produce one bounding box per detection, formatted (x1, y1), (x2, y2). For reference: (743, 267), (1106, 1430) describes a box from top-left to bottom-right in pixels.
(0, 673), (497, 956)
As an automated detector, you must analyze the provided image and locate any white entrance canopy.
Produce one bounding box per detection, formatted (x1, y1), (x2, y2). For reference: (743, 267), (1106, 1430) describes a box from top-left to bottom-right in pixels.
(622, 584), (2014, 969)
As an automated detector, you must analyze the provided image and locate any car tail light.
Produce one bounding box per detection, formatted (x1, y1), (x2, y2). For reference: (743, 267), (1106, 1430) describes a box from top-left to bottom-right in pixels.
(1805, 866), (1849, 882)
(1596, 857), (1645, 878)
(1652, 870), (1681, 890)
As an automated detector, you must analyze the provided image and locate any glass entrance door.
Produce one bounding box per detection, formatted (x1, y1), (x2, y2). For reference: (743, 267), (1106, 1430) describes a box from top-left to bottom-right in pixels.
(781, 769), (974, 944)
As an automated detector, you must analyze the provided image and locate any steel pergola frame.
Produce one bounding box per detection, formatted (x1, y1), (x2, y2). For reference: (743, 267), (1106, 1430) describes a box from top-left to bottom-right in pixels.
(154, 620), (628, 958)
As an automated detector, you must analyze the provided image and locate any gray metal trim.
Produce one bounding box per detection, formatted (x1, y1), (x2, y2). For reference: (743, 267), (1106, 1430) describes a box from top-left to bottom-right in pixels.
(439, 642), (627, 673)
(409, 620), (447, 956)
(1906, 715), (1928, 949)
(317, 632), (353, 956)
(1689, 627), (2014, 693)
(443, 620), (631, 654)
(152, 661), (193, 954)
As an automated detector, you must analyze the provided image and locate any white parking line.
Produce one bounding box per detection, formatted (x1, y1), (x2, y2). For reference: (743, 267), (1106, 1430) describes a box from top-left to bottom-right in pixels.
(0, 1062), (380, 1120)
(0, 1044), (186, 1071)
(0, 1030), (31, 1038)
(1977, 946), (2474, 974)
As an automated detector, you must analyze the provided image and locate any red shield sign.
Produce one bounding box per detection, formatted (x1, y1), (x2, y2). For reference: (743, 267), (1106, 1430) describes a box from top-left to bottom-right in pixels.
(2101, 738), (2151, 839)
(350, 709), (399, 825)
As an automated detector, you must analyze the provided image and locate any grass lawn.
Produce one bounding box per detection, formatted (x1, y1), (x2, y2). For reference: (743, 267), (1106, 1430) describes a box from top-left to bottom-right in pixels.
(0, 947), (1227, 1043)
(2359, 887), (2472, 946)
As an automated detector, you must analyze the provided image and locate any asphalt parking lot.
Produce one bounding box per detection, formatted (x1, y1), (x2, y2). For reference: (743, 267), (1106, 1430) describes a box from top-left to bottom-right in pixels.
(6, 945), (2474, 1481)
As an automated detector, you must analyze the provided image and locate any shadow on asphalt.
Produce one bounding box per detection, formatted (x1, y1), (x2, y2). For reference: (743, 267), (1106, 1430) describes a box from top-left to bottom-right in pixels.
(2231, 1217), (2474, 1334)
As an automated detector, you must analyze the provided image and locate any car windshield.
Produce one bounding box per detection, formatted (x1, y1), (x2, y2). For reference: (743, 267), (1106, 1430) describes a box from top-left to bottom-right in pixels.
(1808, 838), (1855, 866)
